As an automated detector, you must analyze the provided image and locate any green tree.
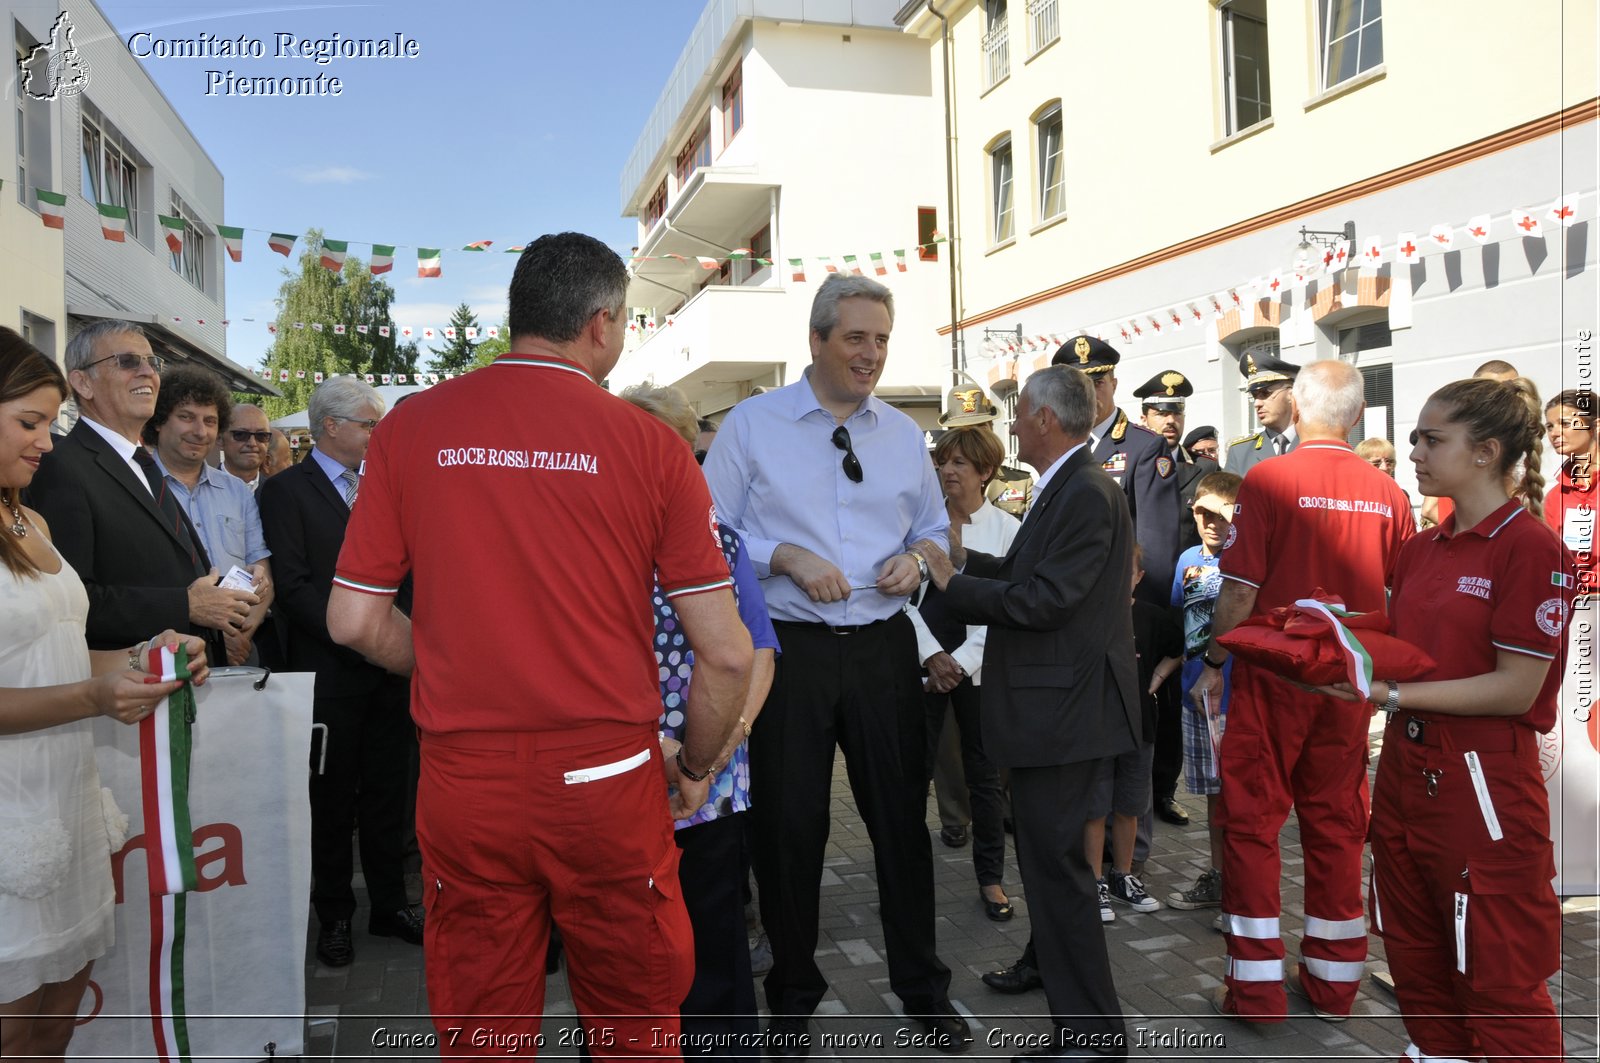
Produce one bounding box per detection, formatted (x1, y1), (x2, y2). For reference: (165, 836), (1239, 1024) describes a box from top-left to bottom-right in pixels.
(427, 303), (480, 375)
(258, 228), (401, 419)
(470, 318), (511, 369)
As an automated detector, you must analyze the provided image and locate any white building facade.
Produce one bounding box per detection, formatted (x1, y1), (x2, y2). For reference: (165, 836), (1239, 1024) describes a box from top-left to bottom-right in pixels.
(5, 0), (265, 393)
(898, 0), (1597, 495)
(611, 0), (952, 426)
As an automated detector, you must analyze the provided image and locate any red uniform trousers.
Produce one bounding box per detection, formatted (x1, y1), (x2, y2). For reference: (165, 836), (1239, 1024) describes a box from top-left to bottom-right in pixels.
(416, 722), (694, 1060)
(1370, 715), (1563, 1063)
(1216, 662), (1371, 1019)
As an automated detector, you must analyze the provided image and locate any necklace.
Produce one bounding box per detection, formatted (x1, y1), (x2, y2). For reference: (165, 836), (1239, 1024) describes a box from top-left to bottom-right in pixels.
(4, 491), (24, 538)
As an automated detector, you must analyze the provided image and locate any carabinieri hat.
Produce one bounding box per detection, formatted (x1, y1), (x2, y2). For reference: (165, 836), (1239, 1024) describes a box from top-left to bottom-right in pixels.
(939, 385), (999, 428)
(1051, 334), (1120, 374)
(1235, 350), (1300, 393)
(1183, 424), (1218, 449)
(1133, 370), (1193, 411)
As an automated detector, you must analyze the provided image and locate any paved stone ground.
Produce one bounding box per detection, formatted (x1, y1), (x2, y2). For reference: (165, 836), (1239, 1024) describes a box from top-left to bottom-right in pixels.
(300, 730), (1598, 1061)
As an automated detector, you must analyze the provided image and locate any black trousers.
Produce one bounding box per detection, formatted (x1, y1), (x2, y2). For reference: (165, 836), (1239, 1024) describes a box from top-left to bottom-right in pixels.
(751, 616), (951, 1017)
(676, 813), (759, 1060)
(923, 680), (1007, 888)
(1151, 680), (1183, 802)
(308, 675), (416, 923)
(1011, 760), (1129, 1053)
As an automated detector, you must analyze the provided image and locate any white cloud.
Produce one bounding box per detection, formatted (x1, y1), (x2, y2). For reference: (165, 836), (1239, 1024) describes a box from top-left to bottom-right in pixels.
(289, 165), (373, 185)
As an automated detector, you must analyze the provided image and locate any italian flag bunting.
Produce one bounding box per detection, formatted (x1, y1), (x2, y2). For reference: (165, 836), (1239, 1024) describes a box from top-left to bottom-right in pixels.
(36, 188), (66, 229)
(320, 239), (349, 273)
(417, 248), (441, 278)
(369, 244), (395, 275)
(894, 249), (907, 271)
(462, 240), (492, 251)
(98, 203), (129, 242)
(788, 258), (806, 283)
(268, 232), (296, 257)
(869, 252), (887, 276)
(696, 256), (719, 270)
(158, 215), (186, 254)
(137, 642), (199, 1063)
(728, 247), (751, 259)
(842, 255), (861, 275)
(217, 225), (243, 262)
(505, 245), (525, 253)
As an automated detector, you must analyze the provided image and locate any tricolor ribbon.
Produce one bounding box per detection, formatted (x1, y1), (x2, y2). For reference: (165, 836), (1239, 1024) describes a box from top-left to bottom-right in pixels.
(137, 642), (197, 1063)
(1292, 598), (1375, 698)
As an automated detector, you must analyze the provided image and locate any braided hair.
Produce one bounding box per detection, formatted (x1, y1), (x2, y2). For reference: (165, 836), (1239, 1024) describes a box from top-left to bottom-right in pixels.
(1430, 377), (1546, 520)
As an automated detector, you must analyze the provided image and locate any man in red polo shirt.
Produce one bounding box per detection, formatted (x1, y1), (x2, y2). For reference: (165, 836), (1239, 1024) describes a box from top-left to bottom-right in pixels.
(1195, 358), (1413, 1023)
(326, 232), (754, 1058)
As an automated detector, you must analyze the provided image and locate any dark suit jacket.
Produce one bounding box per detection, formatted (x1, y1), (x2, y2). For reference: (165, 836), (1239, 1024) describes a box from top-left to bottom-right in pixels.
(1173, 446), (1221, 554)
(943, 445), (1140, 769)
(1092, 409), (1180, 606)
(27, 420), (212, 651)
(258, 455), (403, 698)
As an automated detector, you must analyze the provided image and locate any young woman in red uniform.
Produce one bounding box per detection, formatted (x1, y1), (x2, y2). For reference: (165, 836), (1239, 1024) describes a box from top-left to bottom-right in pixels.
(1326, 378), (1571, 1062)
(1544, 388), (1597, 555)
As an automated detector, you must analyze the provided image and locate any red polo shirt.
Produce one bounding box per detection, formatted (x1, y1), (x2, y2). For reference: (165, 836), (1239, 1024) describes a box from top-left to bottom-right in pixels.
(1390, 501), (1574, 732)
(1545, 460), (1595, 555)
(1220, 440), (1415, 614)
(335, 354), (733, 735)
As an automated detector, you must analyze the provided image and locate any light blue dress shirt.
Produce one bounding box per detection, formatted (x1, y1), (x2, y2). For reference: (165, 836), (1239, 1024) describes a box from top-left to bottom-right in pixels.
(703, 368), (948, 625)
(148, 451), (270, 576)
(308, 445), (352, 493)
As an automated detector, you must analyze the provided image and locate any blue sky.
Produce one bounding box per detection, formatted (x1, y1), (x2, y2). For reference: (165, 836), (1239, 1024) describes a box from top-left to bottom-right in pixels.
(97, 0), (697, 372)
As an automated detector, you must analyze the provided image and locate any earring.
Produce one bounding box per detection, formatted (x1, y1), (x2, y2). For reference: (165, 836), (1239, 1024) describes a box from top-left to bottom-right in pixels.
(1476, 459), (1486, 466)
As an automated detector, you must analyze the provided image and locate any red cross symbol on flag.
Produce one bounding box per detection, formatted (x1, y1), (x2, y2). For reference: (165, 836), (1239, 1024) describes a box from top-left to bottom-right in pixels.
(1400, 240), (1416, 257)
(1470, 225), (1487, 237)
(1269, 277), (1281, 291)
(1230, 291), (1241, 305)
(1119, 327), (1130, 341)
(1516, 213), (1538, 232)
(1150, 318), (1162, 333)
(1555, 205), (1574, 221)
(1132, 322), (1142, 336)
(1322, 249), (1335, 268)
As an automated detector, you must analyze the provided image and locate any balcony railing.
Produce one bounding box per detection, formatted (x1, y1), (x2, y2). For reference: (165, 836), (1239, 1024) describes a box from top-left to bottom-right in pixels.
(1027, 0), (1059, 57)
(981, 18), (1010, 92)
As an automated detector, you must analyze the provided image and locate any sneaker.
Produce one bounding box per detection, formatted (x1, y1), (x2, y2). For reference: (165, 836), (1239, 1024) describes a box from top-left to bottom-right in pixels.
(1097, 878), (1115, 923)
(1106, 870), (1161, 912)
(1212, 912), (1226, 933)
(749, 932), (774, 975)
(1168, 867), (1223, 910)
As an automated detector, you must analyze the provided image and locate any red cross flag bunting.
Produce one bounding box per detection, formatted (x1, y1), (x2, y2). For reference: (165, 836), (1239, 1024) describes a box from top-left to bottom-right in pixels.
(1168, 308), (1184, 331)
(1396, 232), (1421, 265)
(1209, 293), (1227, 317)
(1188, 302), (1204, 323)
(1467, 214), (1492, 244)
(1267, 272), (1284, 295)
(1329, 238), (1351, 270)
(1360, 237), (1383, 271)
(1513, 208), (1541, 236)
(1428, 223), (1454, 251)
(1547, 194), (1580, 226)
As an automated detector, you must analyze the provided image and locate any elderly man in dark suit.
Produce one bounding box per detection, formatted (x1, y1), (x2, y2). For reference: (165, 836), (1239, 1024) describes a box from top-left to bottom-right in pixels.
(926, 365), (1138, 1062)
(28, 320), (256, 657)
(258, 376), (420, 967)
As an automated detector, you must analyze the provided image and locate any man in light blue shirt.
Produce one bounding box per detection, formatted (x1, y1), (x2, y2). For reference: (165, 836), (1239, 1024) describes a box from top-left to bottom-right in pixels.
(703, 274), (969, 1054)
(143, 365), (272, 665)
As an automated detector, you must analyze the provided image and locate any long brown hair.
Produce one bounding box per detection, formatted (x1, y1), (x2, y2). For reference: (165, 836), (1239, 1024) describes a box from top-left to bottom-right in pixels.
(0, 327), (69, 577)
(1429, 376), (1546, 520)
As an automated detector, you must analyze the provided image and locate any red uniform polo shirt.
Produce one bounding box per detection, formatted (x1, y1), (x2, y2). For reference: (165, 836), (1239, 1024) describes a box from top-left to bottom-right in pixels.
(335, 354), (733, 735)
(1545, 460), (1595, 557)
(1390, 501), (1574, 732)
(1220, 440), (1415, 614)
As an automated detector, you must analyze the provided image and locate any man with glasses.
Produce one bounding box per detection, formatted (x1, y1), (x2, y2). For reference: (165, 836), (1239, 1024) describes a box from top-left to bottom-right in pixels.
(221, 403), (273, 490)
(703, 274), (970, 1054)
(1224, 352), (1301, 478)
(30, 319), (257, 657)
(259, 377), (421, 968)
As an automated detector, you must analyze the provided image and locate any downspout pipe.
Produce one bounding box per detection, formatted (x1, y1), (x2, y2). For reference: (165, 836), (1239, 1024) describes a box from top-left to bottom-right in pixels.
(927, 0), (961, 387)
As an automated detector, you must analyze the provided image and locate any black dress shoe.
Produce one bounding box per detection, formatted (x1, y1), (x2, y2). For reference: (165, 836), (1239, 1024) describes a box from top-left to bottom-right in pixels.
(369, 905), (425, 945)
(763, 1016), (810, 1058)
(316, 919), (354, 967)
(982, 893), (1015, 921)
(1155, 797), (1190, 825)
(981, 958), (1043, 994)
(939, 824), (969, 847)
(909, 1000), (974, 1054)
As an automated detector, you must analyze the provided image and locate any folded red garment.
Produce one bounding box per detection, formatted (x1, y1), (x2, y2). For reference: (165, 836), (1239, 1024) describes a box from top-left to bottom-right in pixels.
(1217, 592), (1435, 687)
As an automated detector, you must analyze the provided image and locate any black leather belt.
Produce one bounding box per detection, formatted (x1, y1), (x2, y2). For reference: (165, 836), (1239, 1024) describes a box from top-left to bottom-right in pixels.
(773, 618), (891, 637)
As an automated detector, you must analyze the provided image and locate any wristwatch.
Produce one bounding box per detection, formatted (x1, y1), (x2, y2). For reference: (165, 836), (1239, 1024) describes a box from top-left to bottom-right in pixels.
(908, 550), (930, 580)
(1202, 653), (1227, 670)
(675, 748), (711, 782)
(1381, 682), (1401, 716)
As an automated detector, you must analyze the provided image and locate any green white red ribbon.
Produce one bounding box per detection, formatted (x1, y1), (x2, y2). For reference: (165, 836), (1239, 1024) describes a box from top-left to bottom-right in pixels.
(138, 643), (197, 1063)
(1293, 598), (1375, 698)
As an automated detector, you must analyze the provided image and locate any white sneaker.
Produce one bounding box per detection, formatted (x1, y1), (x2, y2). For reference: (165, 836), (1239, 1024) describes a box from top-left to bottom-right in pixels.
(1097, 878), (1116, 923)
(1107, 870), (1161, 913)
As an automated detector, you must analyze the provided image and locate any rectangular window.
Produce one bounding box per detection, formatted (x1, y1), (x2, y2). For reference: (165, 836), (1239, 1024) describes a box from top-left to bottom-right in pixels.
(675, 117), (711, 188)
(642, 179), (667, 232)
(1037, 108), (1064, 220)
(982, 0), (1010, 90)
(81, 108), (141, 239)
(1027, 0), (1059, 56)
(917, 207), (939, 261)
(15, 100), (24, 204)
(168, 192), (205, 292)
(1320, 0), (1382, 90)
(80, 122), (100, 202)
(721, 62), (743, 145)
(1221, 0), (1271, 134)
(991, 139), (1014, 244)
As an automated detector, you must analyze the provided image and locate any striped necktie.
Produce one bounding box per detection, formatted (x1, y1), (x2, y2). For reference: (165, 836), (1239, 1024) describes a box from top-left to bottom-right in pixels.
(340, 468), (360, 508)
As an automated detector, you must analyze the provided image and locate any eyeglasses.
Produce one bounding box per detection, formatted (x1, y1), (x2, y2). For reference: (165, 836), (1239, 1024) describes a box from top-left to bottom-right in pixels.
(82, 351), (165, 373)
(335, 417), (380, 430)
(229, 429), (272, 443)
(831, 425), (863, 483)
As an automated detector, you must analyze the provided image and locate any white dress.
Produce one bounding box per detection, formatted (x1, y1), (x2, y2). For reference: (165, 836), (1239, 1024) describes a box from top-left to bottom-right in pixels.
(0, 532), (119, 1002)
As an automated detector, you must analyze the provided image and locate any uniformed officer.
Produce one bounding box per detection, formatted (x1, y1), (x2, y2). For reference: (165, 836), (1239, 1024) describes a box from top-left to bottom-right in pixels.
(1051, 335), (1180, 608)
(1131, 370), (1215, 827)
(1184, 425), (1220, 463)
(1224, 352), (1300, 477)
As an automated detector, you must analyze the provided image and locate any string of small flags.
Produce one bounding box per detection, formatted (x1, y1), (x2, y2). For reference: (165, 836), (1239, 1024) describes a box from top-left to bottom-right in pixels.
(258, 368), (460, 385)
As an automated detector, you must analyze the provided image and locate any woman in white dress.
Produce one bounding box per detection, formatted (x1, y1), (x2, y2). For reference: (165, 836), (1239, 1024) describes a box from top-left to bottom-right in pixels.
(0, 327), (209, 1060)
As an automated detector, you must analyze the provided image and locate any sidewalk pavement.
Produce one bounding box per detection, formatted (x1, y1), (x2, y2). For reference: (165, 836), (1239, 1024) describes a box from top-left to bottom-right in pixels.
(302, 729), (1599, 1060)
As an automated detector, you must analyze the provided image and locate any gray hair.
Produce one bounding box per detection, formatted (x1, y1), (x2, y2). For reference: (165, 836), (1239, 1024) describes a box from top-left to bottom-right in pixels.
(65, 319), (148, 374)
(1292, 359), (1365, 432)
(308, 376), (384, 442)
(809, 274), (895, 340)
(1022, 365), (1095, 437)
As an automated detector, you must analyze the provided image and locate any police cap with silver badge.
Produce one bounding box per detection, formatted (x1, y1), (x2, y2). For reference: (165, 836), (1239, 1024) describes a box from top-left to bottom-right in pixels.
(1051, 334), (1120, 374)
(1133, 370), (1193, 411)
